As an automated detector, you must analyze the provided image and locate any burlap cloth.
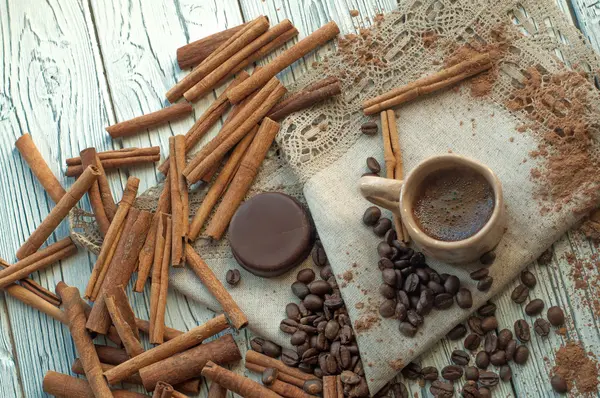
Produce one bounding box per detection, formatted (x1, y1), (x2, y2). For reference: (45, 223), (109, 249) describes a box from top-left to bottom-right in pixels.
(71, 0), (600, 394)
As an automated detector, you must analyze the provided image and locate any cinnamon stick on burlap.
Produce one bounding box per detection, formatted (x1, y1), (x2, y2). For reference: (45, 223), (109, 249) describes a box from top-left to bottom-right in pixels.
(245, 362), (306, 389)
(166, 16), (269, 103)
(66, 153), (161, 177)
(207, 382), (228, 398)
(204, 117), (280, 240)
(106, 103), (193, 139)
(153, 382), (174, 398)
(103, 314), (229, 385)
(150, 214), (171, 344)
(169, 135), (188, 266)
(139, 334), (241, 391)
(184, 78), (286, 184)
(56, 283), (113, 398)
(0, 237), (77, 289)
(202, 361), (281, 398)
(185, 244), (248, 329)
(15, 133), (66, 203)
(363, 53), (492, 115)
(177, 23), (248, 69)
(86, 176), (140, 300)
(43, 371), (149, 398)
(16, 165), (99, 260)
(81, 148), (112, 236)
(187, 126), (258, 241)
(267, 77), (342, 121)
(227, 21), (340, 104)
(86, 208), (152, 334)
(184, 20), (297, 102)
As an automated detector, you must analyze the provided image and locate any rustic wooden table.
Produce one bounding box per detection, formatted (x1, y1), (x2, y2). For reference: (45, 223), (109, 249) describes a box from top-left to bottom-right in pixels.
(1, 0), (599, 397)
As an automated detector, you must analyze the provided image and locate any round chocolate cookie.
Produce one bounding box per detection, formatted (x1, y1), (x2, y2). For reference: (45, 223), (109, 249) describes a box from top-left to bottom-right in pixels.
(229, 192), (313, 277)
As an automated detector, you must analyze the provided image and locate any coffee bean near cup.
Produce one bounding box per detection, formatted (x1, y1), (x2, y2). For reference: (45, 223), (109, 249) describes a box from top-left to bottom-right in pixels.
(359, 154), (506, 263)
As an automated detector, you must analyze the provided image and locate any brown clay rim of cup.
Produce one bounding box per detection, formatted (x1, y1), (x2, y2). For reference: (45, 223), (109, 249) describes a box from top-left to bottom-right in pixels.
(399, 154), (503, 250)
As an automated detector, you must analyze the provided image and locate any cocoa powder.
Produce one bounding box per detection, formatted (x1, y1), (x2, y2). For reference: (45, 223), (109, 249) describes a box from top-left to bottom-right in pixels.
(552, 341), (599, 395)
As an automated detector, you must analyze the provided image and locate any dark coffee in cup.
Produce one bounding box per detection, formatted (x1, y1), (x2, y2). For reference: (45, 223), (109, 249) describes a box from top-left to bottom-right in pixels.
(412, 166), (495, 242)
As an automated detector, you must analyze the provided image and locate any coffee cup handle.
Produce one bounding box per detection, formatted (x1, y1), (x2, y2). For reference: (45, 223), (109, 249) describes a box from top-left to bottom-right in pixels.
(358, 176), (403, 215)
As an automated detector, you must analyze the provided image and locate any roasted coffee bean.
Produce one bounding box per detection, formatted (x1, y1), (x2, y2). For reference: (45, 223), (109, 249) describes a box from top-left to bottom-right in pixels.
(429, 272), (443, 284)
(465, 366), (479, 381)
(297, 341), (311, 357)
(382, 268), (397, 286)
(292, 281), (310, 299)
(378, 242), (394, 258)
(297, 362), (313, 374)
(291, 330), (308, 345)
(379, 283), (396, 299)
(286, 303), (301, 321)
(409, 294), (420, 309)
(439, 273), (450, 283)
(407, 310), (424, 327)
(301, 348), (319, 365)
(511, 284), (529, 304)
(451, 349), (470, 366)
(505, 339), (517, 361)
(479, 371), (499, 387)
(497, 328), (513, 350)
(320, 265), (333, 280)
(468, 316), (484, 335)
(338, 314), (351, 327)
(416, 290), (434, 315)
(477, 276), (493, 292)
(391, 382), (409, 398)
(520, 270), (537, 288)
(400, 266), (416, 277)
(464, 333), (482, 351)
(481, 316), (498, 332)
(475, 351), (490, 369)
(379, 299), (396, 318)
(427, 280), (445, 295)
(366, 157), (381, 173)
(225, 269), (241, 286)
(322, 353), (337, 374)
(447, 323), (467, 340)
(300, 315), (318, 325)
(490, 350), (507, 366)
(339, 325), (353, 344)
(297, 269), (316, 284)
(312, 246), (328, 266)
(317, 320), (327, 334)
(434, 293), (454, 309)
(262, 340), (282, 358)
(384, 229), (397, 246)
(373, 217), (392, 236)
(303, 294), (324, 312)
(443, 275), (460, 295)
(547, 306), (565, 326)
(397, 290), (410, 308)
(478, 387), (491, 398)
(462, 381), (480, 398)
(456, 288), (473, 309)
(410, 252), (426, 266)
(394, 302), (408, 321)
(349, 379), (369, 398)
(500, 365), (512, 382)
(280, 319), (299, 334)
(441, 364), (463, 380)
(340, 346), (352, 369)
(430, 380), (454, 398)
(551, 374), (568, 393)
(421, 366), (439, 381)
(534, 318), (551, 337)
(403, 273), (420, 293)
(309, 280), (333, 296)
(513, 345), (530, 365)
(340, 370), (361, 385)
(415, 267), (430, 283)
(250, 337), (265, 353)
(470, 267), (489, 280)
(484, 332), (498, 354)
(480, 251), (496, 265)
(477, 302), (497, 317)
(303, 379), (323, 395)
(361, 121), (378, 135)
(525, 298), (545, 316)
(378, 257), (394, 270)
(262, 367), (278, 385)
(514, 319), (531, 342)
(394, 260), (411, 270)
(324, 320), (340, 340)
(399, 322), (417, 337)
(324, 296), (344, 310)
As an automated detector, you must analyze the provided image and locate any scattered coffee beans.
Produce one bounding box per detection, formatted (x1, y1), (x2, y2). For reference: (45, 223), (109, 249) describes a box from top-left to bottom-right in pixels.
(484, 332), (498, 354)
(525, 298), (545, 316)
(451, 350), (470, 366)
(312, 246), (328, 266)
(534, 318), (551, 337)
(497, 328), (513, 349)
(547, 306), (565, 326)
(291, 281), (310, 299)
(481, 316), (498, 332)
(261, 340), (282, 358)
(421, 366), (439, 381)
(477, 302), (497, 317)
(477, 276), (494, 292)
(500, 365), (512, 381)
(391, 382), (409, 398)
(514, 319), (531, 342)
(505, 339), (517, 361)
(462, 381), (479, 398)
(520, 270), (537, 288)
(551, 374), (568, 393)
(468, 316), (484, 335)
(470, 267), (489, 280)
(363, 206), (381, 226)
(511, 284), (529, 304)
(430, 380), (453, 398)
(262, 367), (278, 385)
(480, 251), (496, 265)
(441, 365), (463, 380)
(464, 333), (482, 351)
(475, 351), (490, 369)
(513, 345), (530, 365)
(366, 157), (381, 173)
(447, 324), (467, 340)
(465, 366), (479, 381)
(456, 288), (473, 309)
(303, 379), (323, 394)
(401, 362), (422, 379)
(250, 337), (265, 353)
(479, 370), (500, 387)
(297, 269), (315, 284)
(373, 217), (392, 236)
(479, 387), (492, 398)
(490, 350), (507, 366)
(225, 269), (241, 286)
(361, 121), (378, 135)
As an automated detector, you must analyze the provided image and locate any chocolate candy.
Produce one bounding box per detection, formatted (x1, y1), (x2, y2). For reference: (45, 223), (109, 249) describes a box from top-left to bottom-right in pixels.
(229, 192), (313, 277)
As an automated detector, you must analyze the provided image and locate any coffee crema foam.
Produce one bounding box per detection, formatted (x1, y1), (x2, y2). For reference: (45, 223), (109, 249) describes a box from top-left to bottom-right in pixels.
(412, 166), (495, 242)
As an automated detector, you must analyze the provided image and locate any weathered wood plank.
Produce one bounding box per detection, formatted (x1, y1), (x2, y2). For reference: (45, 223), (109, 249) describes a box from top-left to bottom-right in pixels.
(0, 297), (23, 398)
(569, 0), (600, 53)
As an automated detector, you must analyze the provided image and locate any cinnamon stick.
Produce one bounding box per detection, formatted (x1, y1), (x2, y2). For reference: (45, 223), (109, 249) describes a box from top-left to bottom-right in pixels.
(201, 361), (281, 398)
(268, 379), (317, 398)
(139, 334), (241, 391)
(43, 371), (148, 398)
(177, 23), (248, 69)
(85, 176), (139, 300)
(153, 381), (174, 398)
(184, 20), (297, 102)
(229, 28), (298, 76)
(81, 148), (112, 236)
(135, 318), (183, 341)
(169, 135), (187, 266)
(4, 283), (66, 323)
(66, 154), (161, 177)
(207, 382), (228, 398)
(103, 314), (229, 385)
(185, 245), (248, 329)
(335, 376), (343, 398)
(166, 16), (270, 103)
(246, 351), (319, 383)
(15, 133), (66, 203)
(204, 117), (280, 240)
(95, 344), (131, 365)
(18, 278), (61, 306)
(187, 126), (258, 241)
(0, 238), (77, 289)
(151, 215), (172, 344)
(323, 376), (337, 398)
(86, 208), (152, 334)
(94, 153), (118, 221)
(16, 165), (99, 259)
(66, 147), (161, 166)
(106, 103), (193, 138)
(106, 290), (144, 358)
(56, 284), (113, 397)
(136, 183), (171, 292)
(245, 362), (306, 389)
(267, 78), (341, 121)
(170, 392), (188, 398)
(184, 78), (286, 184)
(228, 21), (340, 104)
